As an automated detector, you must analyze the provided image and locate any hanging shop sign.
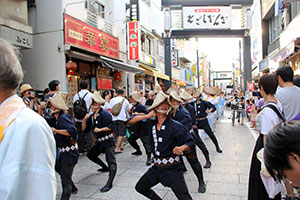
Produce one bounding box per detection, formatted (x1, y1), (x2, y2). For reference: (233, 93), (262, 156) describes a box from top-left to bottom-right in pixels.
(130, 0), (139, 21)
(185, 70), (195, 85)
(182, 6), (232, 29)
(64, 14), (119, 60)
(171, 39), (178, 66)
(98, 78), (112, 90)
(128, 21), (140, 60)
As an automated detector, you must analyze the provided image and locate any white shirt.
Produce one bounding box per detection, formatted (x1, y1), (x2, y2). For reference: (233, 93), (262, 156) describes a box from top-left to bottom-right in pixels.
(109, 96), (132, 121)
(73, 89), (93, 122)
(256, 101), (283, 135)
(0, 103), (56, 199)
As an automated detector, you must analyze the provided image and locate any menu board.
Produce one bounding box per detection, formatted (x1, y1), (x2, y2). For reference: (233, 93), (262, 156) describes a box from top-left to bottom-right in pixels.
(98, 78), (112, 90)
(67, 76), (78, 107)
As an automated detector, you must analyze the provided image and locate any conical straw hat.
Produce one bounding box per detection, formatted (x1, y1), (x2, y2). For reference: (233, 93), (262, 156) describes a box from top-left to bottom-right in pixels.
(169, 90), (182, 102)
(129, 91), (142, 102)
(180, 90), (193, 101)
(154, 84), (162, 94)
(148, 91), (172, 111)
(92, 91), (105, 105)
(49, 92), (68, 110)
(203, 87), (216, 95)
(193, 88), (202, 98)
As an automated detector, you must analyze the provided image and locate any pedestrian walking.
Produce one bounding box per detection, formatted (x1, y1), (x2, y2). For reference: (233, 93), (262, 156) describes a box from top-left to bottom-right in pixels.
(191, 89), (223, 153)
(110, 89), (132, 154)
(169, 90), (206, 193)
(73, 80), (93, 153)
(128, 91), (194, 200)
(0, 38), (57, 200)
(47, 92), (79, 200)
(128, 91), (152, 166)
(81, 92), (117, 192)
(275, 65), (300, 199)
(180, 89), (212, 168)
(248, 73), (282, 200)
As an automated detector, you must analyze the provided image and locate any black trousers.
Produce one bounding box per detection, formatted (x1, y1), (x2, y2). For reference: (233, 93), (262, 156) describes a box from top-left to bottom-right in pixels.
(197, 119), (221, 150)
(87, 141), (117, 186)
(135, 173), (193, 200)
(55, 162), (77, 200)
(192, 127), (210, 161)
(128, 132), (152, 155)
(75, 122), (93, 152)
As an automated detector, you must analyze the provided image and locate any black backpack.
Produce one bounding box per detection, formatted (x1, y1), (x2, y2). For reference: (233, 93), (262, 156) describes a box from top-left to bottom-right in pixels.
(73, 92), (88, 119)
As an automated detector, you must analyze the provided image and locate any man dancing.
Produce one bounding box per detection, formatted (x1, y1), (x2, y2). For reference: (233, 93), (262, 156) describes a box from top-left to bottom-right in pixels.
(191, 89), (223, 153)
(128, 91), (194, 200)
(82, 92), (116, 192)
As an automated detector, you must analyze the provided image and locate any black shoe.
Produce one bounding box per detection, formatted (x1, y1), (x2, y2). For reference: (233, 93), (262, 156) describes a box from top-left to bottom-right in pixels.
(198, 182), (206, 193)
(146, 156), (151, 166)
(100, 183), (112, 193)
(216, 148), (223, 153)
(203, 161), (211, 168)
(131, 150), (142, 155)
(97, 167), (109, 172)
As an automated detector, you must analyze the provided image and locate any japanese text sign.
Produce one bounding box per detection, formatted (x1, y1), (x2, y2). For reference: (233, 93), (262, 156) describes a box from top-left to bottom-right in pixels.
(183, 7), (232, 29)
(171, 39), (178, 66)
(64, 14), (119, 60)
(128, 21), (140, 60)
(98, 78), (112, 90)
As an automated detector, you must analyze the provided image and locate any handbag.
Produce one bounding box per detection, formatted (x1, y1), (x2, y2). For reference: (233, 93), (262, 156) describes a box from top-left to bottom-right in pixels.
(111, 98), (125, 116)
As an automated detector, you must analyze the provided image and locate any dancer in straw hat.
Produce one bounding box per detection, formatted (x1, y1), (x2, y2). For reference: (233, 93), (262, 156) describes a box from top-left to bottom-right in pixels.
(81, 91), (117, 192)
(191, 89), (223, 153)
(169, 90), (206, 193)
(127, 91), (194, 200)
(128, 92), (152, 166)
(180, 89), (212, 169)
(47, 92), (79, 200)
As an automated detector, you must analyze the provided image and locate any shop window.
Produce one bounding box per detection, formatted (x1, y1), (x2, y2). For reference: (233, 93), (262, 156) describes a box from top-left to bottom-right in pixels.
(291, 1), (300, 20)
(85, 0), (105, 18)
(141, 32), (151, 55)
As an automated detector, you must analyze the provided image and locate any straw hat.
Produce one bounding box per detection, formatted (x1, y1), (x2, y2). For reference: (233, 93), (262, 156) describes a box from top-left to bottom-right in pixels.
(180, 90), (193, 101)
(166, 86), (179, 95)
(49, 92), (68, 110)
(148, 91), (172, 111)
(20, 84), (34, 95)
(215, 88), (222, 96)
(193, 88), (202, 98)
(154, 84), (162, 94)
(169, 90), (182, 103)
(203, 87), (216, 95)
(129, 91), (142, 102)
(92, 91), (105, 105)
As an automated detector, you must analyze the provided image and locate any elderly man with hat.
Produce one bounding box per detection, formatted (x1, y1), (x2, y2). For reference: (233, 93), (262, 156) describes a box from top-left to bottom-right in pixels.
(81, 91), (116, 193)
(169, 90), (206, 193)
(191, 89), (223, 153)
(127, 91), (194, 200)
(180, 90), (212, 169)
(128, 91), (152, 166)
(20, 83), (43, 115)
(46, 92), (79, 200)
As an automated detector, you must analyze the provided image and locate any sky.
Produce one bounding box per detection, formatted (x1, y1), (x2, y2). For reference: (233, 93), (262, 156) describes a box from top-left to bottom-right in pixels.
(181, 37), (241, 72)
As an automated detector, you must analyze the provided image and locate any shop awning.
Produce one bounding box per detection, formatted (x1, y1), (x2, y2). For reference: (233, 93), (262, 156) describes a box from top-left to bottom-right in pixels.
(100, 56), (144, 73)
(139, 65), (170, 81)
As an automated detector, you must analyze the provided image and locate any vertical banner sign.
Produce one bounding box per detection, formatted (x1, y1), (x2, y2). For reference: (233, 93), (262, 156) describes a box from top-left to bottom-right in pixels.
(128, 21), (140, 60)
(171, 39), (178, 66)
(130, 0), (139, 21)
(183, 7), (232, 29)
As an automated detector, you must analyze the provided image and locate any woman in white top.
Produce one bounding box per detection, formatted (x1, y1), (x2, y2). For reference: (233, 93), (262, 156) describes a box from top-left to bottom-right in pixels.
(248, 73), (283, 200)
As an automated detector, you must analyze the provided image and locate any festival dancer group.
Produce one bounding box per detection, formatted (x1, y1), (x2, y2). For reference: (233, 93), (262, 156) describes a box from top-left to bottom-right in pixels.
(45, 85), (224, 200)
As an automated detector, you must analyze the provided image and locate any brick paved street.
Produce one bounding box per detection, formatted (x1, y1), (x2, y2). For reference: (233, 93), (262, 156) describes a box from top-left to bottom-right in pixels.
(56, 111), (255, 200)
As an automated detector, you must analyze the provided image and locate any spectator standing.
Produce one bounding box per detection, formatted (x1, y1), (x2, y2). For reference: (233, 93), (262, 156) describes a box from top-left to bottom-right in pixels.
(110, 89), (132, 153)
(275, 65), (300, 199)
(73, 80), (93, 153)
(248, 73), (282, 200)
(0, 38), (56, 200)
(43, 80), (60, 118)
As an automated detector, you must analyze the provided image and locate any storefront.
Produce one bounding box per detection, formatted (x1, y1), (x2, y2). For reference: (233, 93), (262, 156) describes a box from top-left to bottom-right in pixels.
(64, 14), (142, 105)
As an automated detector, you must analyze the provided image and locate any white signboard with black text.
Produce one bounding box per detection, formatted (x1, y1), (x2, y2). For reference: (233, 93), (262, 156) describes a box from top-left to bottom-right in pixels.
(183, 7), (232, 29)
(171, 39), (178, 67)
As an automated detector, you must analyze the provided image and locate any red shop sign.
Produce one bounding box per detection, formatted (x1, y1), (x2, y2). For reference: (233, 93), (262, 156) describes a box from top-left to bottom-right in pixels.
(64, 14), (119, 60)
(128, 21), (140, 60)
(98, 78), (112, 90)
